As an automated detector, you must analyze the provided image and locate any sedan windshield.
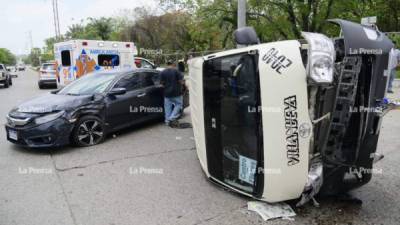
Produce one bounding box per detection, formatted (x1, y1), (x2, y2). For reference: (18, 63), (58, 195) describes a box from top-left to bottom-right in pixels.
(58, 72), (117, 95)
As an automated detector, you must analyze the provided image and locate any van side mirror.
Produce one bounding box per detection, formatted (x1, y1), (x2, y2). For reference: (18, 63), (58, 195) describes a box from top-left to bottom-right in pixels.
(108, 88), (127, 96)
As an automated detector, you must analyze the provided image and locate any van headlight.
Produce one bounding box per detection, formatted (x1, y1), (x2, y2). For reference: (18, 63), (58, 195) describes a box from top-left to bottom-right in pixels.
(35, 111), (65, 125)
(302, 32), (335, 84)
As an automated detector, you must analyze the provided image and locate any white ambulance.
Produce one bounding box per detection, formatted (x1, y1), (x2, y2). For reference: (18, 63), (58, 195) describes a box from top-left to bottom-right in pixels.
(54, 40), (137, 86)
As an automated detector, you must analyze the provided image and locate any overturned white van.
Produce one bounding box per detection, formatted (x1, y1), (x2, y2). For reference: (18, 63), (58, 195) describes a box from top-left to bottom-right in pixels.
(188, 19), (394, 204)
(54, 40), (137, 86)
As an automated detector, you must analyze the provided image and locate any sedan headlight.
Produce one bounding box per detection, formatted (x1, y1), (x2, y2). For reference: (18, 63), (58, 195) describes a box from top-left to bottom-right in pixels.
(35, 111), (65, 125)
(302, 32), (335, 84)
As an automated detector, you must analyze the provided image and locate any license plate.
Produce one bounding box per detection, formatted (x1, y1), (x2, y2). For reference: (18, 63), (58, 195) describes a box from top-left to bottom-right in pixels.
(8, 129), (18, 141)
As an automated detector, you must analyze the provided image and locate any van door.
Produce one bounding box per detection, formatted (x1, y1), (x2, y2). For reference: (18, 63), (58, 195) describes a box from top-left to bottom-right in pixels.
(203, 52), (264, 196)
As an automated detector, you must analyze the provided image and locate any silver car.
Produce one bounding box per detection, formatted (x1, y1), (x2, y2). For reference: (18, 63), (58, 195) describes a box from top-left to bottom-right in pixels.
(38, 63), (57, 89)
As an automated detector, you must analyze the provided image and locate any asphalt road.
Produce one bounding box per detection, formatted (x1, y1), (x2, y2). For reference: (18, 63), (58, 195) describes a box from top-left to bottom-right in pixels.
(0, 69), (399, 225)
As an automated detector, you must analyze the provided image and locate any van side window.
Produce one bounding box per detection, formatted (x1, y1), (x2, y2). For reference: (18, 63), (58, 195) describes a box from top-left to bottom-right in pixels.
(61, 51), (71, 66)
(98, 55), (120, 67)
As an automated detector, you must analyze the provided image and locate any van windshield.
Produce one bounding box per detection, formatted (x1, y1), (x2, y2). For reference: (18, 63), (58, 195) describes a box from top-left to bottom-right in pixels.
(58, 72), (117, 96)
(203, 53), (263, 195)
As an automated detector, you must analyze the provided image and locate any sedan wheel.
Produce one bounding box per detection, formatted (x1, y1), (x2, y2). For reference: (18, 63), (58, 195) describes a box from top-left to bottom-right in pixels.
(72, 116), (105, 147)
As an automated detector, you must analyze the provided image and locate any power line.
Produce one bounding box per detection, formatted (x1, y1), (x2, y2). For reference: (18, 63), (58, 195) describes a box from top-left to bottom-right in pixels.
(52, 0), (61, 40)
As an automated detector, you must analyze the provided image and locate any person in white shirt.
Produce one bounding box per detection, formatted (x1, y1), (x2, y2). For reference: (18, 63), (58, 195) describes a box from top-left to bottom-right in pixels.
(388, 41), (400, 93)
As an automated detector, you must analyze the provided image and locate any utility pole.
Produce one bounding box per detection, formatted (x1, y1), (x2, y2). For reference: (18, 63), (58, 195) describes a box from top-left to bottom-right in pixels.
(28, 31), (33, 52)
(238, 0), (246, 29)
(52, 0), (61, 40)
(237, 0), (247, 48)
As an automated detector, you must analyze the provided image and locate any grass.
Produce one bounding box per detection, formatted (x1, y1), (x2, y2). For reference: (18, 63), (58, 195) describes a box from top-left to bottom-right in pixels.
(397, 70), (400, 79)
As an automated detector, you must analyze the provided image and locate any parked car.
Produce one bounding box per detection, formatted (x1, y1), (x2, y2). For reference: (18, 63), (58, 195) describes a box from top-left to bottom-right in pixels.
(135, 57), (164, 71)
(6, 66), (18, 78)
(0, 64), (12, 88)
(5, 68), (189, 148)
(17, 64), (26, 71)
(38, 62), (57, 89)
(6, 66), (16, 72)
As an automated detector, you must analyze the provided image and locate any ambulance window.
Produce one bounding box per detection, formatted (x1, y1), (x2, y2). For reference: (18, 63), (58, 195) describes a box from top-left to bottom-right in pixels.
(98, 55), (120, 67)
(61, 51), (71, 66)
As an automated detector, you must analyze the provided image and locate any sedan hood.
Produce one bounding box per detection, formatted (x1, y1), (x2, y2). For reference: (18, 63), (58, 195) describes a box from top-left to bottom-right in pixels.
(15, 93), (93, 114)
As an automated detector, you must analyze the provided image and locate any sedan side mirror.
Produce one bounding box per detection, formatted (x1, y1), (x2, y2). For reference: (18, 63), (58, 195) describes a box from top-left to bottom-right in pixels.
(108, 88), (127, 96)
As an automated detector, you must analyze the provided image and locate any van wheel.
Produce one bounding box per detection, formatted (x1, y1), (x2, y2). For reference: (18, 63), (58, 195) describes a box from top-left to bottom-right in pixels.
(4, 80), (9, 88)
(71, 116), (105, 147)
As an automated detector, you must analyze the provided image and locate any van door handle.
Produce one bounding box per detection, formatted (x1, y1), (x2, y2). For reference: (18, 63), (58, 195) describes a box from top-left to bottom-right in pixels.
(137, 93), (146, 98)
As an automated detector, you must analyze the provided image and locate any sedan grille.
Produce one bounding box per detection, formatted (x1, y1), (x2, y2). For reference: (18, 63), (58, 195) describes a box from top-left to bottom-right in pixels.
(7, 115), (31, 127)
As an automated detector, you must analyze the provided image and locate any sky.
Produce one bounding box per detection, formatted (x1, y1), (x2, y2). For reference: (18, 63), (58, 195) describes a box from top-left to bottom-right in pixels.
(0, 0), (156, 55)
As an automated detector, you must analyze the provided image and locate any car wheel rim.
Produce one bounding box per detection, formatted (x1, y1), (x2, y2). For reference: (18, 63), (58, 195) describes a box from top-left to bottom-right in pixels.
(77, 120), (103, 145)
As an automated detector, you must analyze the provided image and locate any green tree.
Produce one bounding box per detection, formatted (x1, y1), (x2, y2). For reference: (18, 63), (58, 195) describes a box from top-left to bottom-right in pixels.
(160, 0), (400, 45)
(0, 48), (17, 65)
(27, 48), (42, 67)
(65, 17), (116, 41)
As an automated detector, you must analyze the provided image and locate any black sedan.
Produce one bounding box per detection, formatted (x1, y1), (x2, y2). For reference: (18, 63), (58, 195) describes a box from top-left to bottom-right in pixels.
(5, 68), (188, 148)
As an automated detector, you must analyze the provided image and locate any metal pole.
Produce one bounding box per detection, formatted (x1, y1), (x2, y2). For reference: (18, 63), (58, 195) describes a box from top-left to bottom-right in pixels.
(55, 0), (61, 38)
(238, 0), (246, 29)
(237, 0), (246, 48)
(52, 0), (61, 40)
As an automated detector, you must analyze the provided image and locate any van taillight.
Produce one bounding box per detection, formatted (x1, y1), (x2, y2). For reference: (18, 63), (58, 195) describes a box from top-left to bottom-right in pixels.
(82, 41), (88, 46)
(126, 44), (131, 48)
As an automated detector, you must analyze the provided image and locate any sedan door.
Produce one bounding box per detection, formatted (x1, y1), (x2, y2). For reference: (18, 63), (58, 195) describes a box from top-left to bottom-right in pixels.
(105, 73), (149, 130)
(137, 71), (164, 120)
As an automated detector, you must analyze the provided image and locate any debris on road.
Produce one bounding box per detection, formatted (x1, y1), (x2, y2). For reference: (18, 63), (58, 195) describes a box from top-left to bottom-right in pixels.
(247, 201), (296, 221)
(297, 160), (323, 207)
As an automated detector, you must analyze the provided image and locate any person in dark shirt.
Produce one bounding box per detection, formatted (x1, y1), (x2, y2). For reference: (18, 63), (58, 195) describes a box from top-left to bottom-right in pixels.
(160, 61), (184, 127)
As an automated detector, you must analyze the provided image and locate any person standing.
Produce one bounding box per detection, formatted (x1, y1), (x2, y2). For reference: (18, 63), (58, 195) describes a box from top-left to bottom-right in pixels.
(160, 60), (184, 127)
(388, 41), (400, 93)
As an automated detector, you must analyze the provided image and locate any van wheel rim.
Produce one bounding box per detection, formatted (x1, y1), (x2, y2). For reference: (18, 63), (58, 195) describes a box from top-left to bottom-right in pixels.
(77, 120), (103, 145)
